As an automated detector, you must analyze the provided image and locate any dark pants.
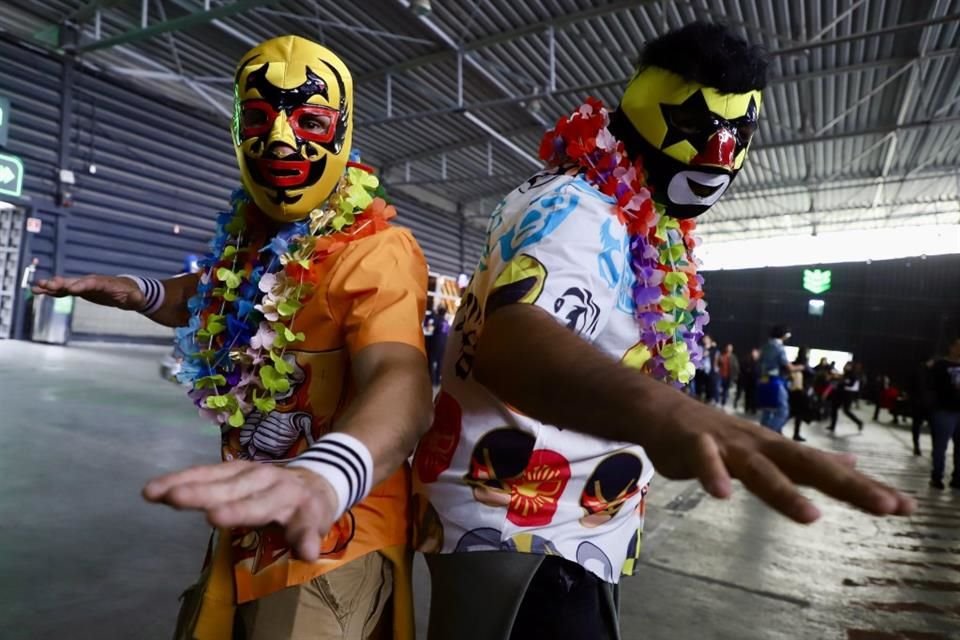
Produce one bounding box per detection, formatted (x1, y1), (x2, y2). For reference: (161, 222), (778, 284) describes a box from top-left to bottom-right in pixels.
(720, 377), (732, 406)
(830, 392), (863, 431)
(735, 381), (757, 414)
(707, 372), (721, 404)
(874, 403), (901, 423)
(426, 553), (620, 640)
(930, 410), (960, 483)
(789, 389), (807, 438)
(912, 410), (928, 453)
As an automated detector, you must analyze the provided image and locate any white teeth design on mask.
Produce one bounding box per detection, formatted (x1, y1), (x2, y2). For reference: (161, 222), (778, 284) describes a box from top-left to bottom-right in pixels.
(666, 170), (731, 206)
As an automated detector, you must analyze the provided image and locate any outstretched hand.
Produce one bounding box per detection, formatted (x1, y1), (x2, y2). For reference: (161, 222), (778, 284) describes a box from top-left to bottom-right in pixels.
(641, 400), (915, 523)
(143, 461), (340, 561)
(32, 274), (144, 310)
(473, 303), (917, 526)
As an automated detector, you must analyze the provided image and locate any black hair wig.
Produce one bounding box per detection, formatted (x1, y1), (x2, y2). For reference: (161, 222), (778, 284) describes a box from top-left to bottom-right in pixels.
(639, 21), (769, 93)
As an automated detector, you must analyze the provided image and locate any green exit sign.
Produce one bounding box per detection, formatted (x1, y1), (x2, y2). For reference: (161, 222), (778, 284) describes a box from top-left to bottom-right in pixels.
(0, 96), (9, 147)
(803, 269), (832, 294)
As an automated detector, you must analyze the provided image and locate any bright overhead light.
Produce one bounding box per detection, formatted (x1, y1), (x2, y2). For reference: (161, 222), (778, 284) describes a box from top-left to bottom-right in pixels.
(411, 0), (431, 15)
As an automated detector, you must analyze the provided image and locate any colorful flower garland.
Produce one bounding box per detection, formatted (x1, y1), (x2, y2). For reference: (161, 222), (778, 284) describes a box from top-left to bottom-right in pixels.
(539, 97), (709, 385)
(175, 164), (395, 427)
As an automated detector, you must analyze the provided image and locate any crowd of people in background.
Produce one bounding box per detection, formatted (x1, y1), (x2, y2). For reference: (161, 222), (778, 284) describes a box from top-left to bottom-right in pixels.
(687, 329), (960, 491)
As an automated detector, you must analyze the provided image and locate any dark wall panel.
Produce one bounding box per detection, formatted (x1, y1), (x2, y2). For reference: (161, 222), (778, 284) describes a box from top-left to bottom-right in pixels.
(703, 255), (960, 385)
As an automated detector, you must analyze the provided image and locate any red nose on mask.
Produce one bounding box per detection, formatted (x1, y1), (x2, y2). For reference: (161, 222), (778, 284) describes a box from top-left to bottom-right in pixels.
(691, 128), (736, 170)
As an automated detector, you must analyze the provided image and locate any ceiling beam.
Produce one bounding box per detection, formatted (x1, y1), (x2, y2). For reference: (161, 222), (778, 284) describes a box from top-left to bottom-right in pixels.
(71, 0), (281, 53)
(753, 115), (960, 152)
(357, 0), (655, 83)
(358, 48), (958, 129)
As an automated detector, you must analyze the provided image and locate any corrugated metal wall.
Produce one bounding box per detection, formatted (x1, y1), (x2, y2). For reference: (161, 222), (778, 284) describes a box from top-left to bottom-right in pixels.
(0, 37), (63, 281)
(0, 35), (484, 339)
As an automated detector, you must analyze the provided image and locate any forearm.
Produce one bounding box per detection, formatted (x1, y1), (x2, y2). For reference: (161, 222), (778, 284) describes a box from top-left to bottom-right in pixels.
(473, 304), (692, 447)
(332, 347), (434, 486)
(144, 274), (199, 327)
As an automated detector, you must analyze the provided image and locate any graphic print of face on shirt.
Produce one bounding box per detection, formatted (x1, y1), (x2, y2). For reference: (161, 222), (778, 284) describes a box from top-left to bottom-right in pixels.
(579, 452), (645, 528)
(464, 428), (571, 527)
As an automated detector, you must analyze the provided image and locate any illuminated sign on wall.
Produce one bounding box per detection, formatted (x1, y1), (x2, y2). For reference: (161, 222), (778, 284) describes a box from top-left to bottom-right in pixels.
(803, 269), (832, 294)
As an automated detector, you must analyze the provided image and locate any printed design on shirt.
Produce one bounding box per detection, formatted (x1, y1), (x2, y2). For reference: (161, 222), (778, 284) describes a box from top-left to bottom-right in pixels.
(576, 541), (614, 582)
(464, 428), (572, 527)
(553, 287), (601, 337)
(224, 349), (347, 462)
(621, 342), (653, 372)
(579, 452), (645, 528)
(454, 291), (483, 379)
(486, 253), (549, 318)
(235, 356), (311, 460)
(497, 189), (580, 263)
(478, 198), (508, 273)
(234, 511), (355, 575)
(517, 167), (570, 194)
(453, 528), (562, 556)
(412, 493), (444, 554)
(621, 527), (643, 577)
(222, 348), (352, 577)
(598, 218), (625, 289)
(413, 391), (463, 484)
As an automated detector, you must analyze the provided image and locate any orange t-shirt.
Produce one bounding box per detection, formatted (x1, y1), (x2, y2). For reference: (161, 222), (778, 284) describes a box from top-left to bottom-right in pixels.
(219, 224), (428, 603)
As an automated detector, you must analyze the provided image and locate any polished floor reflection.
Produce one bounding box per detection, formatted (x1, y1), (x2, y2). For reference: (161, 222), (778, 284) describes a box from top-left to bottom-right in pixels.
(1, 342), (956, 640)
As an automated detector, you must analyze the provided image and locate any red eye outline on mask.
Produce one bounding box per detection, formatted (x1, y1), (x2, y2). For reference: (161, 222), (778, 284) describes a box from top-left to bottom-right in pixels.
(240, 100), (340, 144)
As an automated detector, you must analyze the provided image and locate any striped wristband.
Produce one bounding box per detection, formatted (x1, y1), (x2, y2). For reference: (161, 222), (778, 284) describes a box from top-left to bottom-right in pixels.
(119, 275), (165, 315)
(287, 432), (374, 518)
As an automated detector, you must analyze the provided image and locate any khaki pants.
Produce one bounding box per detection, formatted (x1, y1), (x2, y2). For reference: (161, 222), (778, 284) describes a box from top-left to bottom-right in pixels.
(176, 552), (393, 640)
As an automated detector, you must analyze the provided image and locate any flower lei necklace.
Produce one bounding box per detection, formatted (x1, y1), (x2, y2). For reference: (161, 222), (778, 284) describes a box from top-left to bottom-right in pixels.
(175, 163), (395, 427)
(539, 97), (708, 385)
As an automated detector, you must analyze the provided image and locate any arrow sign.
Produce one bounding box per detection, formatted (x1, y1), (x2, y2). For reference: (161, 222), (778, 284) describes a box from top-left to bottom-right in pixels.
(0, 152), (23, 198)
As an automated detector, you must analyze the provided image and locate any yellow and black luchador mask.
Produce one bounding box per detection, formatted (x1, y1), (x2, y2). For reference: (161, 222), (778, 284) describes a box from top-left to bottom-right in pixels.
(233, 36), (353, 222)
(613, 65), (762, 219)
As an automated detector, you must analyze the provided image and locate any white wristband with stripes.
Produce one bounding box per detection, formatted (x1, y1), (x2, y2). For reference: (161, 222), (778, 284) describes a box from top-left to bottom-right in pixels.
(287, 432), (374, 518)
(118, 275), (165, 316)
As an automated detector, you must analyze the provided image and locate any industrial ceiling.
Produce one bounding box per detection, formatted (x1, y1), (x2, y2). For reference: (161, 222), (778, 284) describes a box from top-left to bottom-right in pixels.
(2, 0), (959, 242)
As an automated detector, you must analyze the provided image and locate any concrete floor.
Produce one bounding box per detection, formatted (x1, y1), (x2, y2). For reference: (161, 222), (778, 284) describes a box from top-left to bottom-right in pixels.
(1, 341), (957, 640)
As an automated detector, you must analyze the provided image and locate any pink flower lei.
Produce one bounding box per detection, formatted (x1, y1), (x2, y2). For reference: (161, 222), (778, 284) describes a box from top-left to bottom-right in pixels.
(539, 97), (709, 385)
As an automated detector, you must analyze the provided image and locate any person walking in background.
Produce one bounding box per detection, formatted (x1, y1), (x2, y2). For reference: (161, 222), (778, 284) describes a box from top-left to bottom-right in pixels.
(928, 338), (960, 490)
(853, 362), (867, 409)
(695, 335), (716, 403)
(912, 359), (936, 456)
(873, 376), (901, 423)
(718, 344), (739, 408)
(757, 325), (802, 434)
(829, 362), (865, 433)
(704, 335), (721, 404)
(426, 302), (451, 386)
(788, 346), (813, 442)
(735, 347), (759, 414)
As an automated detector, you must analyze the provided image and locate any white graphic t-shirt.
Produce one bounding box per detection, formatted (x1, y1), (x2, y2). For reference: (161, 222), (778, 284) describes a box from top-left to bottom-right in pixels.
(412, 170), (655, 584)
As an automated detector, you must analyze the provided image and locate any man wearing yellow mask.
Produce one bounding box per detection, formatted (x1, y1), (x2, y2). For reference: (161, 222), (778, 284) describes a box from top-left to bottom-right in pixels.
(411, 22), (914, 639)
(35, 36), (432, 640)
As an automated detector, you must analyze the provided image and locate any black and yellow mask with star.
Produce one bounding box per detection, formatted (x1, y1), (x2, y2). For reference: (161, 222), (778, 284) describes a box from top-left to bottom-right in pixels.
(614, 66), (762, 219)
